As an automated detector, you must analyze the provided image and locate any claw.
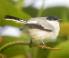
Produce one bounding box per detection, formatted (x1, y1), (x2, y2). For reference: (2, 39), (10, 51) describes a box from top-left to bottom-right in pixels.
(37, 45), (47, 48)
(37, 45), (60, 50)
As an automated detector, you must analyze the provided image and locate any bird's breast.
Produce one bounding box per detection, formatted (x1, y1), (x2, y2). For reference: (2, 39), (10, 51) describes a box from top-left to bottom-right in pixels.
(28, 29), (54, 41)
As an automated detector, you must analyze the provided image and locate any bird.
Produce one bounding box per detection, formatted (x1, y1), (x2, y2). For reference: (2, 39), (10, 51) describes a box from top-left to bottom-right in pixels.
(4, 15), (60, 49)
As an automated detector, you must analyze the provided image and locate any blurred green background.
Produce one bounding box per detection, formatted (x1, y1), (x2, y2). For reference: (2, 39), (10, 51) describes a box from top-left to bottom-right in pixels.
(0, 0), (69, 58)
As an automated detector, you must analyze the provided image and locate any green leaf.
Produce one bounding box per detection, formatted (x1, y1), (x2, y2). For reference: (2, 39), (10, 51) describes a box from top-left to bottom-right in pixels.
(48, 41), (69, 58)
(0, 0), (31, 26)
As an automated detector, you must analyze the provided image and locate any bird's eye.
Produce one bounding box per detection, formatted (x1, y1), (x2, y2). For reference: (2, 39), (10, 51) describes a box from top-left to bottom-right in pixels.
(46, 16), (59, 20)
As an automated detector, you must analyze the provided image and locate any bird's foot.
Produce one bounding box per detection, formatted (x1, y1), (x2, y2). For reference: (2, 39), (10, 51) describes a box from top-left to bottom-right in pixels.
(37, 45), (47, 48)
(37, 45), (60, 50)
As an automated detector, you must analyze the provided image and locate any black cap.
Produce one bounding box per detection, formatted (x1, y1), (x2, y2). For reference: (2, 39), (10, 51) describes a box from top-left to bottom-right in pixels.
(46, 16), (59, 20)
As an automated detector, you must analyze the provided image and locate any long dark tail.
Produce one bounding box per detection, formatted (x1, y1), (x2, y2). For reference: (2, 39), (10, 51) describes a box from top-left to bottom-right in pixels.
(4, 15), (27, 24)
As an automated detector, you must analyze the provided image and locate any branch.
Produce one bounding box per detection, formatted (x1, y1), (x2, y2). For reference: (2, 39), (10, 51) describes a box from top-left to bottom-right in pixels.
(0, 41), (30, 52)
(0, 41), (61, 52)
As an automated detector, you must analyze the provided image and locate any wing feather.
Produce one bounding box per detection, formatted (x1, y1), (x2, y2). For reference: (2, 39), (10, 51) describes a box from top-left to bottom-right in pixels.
(26, 17), (54, 31)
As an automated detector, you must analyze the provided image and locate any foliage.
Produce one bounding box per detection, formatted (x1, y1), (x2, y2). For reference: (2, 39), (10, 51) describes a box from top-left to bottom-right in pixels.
(23, 6), (69, 21)
(48, 41), (69, 58)
(0, 0), (30, 26)
(0, 0), (69, 58)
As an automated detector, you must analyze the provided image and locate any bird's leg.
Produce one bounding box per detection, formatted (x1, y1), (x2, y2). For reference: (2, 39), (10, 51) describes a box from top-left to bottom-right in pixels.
(37, 40), (47, 48)
(37, 41), (60, 50)
(29, 39), (60, 50)
(40, 40), (46, 48)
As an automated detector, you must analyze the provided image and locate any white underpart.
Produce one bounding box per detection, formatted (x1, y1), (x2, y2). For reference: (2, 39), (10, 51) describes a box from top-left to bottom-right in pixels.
(29, 29), (51, 40)
(46, 20), (60, 42)
(28, 20), (60, 42)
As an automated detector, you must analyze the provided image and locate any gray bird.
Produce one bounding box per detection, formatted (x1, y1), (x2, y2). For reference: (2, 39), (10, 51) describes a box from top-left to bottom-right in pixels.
(5, 15), (60, 49)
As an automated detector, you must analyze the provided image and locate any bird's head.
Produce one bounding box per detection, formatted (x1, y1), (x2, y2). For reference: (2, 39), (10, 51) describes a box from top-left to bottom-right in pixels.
(46, 16), (60, 30)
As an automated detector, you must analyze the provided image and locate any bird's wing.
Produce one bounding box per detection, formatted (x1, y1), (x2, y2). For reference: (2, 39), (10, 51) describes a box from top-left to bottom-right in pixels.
(26, 17), (54, 31)
(38, 19), (54, 31)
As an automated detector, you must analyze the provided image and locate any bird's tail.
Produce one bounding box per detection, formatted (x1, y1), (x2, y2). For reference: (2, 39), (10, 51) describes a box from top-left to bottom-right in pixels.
(4, 15), (27, 24)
